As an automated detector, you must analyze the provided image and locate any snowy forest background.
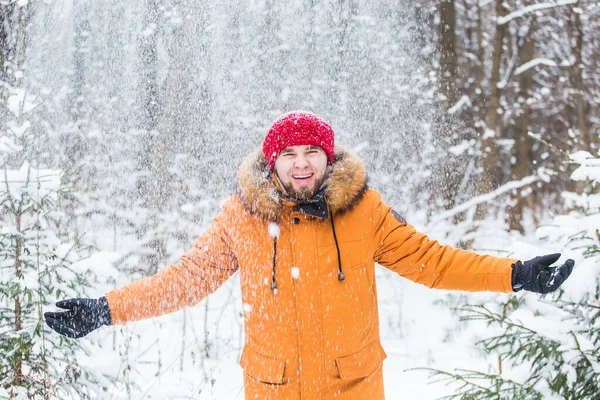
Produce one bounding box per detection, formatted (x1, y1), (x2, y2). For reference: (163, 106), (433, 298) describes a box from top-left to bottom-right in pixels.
(1, 0), (599, 399)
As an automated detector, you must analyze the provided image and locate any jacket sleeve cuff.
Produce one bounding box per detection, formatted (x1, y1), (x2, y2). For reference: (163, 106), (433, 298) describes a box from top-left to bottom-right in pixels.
(490, 258), (519, 293)
(104, 290), (126, 325)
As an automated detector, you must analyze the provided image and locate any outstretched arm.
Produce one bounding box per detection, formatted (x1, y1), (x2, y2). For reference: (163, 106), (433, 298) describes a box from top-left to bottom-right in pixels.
(45, 207), (238, 337)
(371, 193), (573, 293)
(105, 215), (238, 325)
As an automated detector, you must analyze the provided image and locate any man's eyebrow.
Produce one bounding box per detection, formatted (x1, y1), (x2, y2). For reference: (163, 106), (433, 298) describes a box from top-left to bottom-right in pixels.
(280, 147), (293, 153)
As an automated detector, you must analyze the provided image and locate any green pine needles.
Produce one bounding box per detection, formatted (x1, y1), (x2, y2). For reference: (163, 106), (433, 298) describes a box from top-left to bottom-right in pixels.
(420, 147), (600, 400)
(424, 298), (599, 400)
(0, 87), (99, 399)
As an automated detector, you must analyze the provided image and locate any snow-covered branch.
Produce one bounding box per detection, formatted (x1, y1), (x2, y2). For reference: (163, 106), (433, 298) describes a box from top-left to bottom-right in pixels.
(515, 58), (558, 75)
(430, 174), (541, 224)
(497, 0), (577, 26)
(497, 43), (521, 89)
(448, 95), (472, 115)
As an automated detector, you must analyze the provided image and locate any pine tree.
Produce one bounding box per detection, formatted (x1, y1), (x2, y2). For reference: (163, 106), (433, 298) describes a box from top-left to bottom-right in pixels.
(0, 78), (99, 400)
(422, 143), (600, 400)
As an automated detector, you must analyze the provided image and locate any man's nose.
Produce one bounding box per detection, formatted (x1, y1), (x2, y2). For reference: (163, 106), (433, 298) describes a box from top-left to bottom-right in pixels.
(294, 155), (309, 168)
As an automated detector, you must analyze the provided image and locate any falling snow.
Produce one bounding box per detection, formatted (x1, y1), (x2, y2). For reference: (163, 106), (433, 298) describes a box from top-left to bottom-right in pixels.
(268, 222), (280, 238)
(291, 267), (300, 279)
(1, 0), (598, 399)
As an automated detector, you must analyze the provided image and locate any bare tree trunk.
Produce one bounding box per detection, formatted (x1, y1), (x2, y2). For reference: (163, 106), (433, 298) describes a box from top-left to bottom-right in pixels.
(307, 0), (317, 105)
(139, 0), (159, 132)
(143, 0), (199, 274)
(475, 0), (507, 219)
(0, 7), (6, 81)
(589, 12), (600, 155)
(15, 3), (26, 84)
(571, 8), (590, 153)
(507, 26), (534, 233)
(259, 0), (281, 111)
(438, 0), (458, 105)
(567, 6), (594, 197)
(436, 0), (465, 213)
(59, 3), (90, 242)
(136, 0), (160, 214)
(69, 9), (89, 123)
(331, 0), (357, 114)
(0, 3), (17, 91)
(475, 1), (485, 120)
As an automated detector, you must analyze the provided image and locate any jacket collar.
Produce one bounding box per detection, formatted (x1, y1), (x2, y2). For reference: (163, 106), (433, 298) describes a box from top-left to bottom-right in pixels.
(237, 146), (368, 221)
(270, 171), (329, 219)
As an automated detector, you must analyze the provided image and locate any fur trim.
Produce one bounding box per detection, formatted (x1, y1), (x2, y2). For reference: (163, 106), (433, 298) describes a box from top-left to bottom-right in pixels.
(236, 146), (368, 220)
(237, 148), (283, 221)
(325, 148), (368, 215)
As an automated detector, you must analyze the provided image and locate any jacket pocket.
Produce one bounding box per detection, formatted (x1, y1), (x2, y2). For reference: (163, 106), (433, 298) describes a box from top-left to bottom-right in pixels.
(240, 346), (286, 384)
(335, 340), (387, 380)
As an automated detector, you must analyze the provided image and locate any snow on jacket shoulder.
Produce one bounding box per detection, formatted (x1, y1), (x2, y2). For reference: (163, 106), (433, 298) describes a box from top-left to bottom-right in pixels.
(105, 146), (517, 400)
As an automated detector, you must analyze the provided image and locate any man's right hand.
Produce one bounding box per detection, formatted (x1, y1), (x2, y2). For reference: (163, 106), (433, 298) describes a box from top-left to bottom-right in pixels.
(44, 297), (113, 338)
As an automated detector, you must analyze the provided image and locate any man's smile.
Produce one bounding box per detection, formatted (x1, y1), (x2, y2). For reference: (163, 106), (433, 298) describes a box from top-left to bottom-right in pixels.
(292, 173), (314, 181)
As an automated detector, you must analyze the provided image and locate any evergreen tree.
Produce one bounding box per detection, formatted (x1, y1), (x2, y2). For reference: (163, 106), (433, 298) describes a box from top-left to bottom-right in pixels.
(422, 143), (600, 400)
(0, 85), (99, 399)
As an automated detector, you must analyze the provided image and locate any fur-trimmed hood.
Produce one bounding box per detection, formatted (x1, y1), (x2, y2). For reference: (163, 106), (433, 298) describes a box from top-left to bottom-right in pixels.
(236, 147), (368, 220)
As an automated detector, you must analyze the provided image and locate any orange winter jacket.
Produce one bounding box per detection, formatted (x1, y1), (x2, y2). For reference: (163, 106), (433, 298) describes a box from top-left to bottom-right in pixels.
(105, 147), (517, 400)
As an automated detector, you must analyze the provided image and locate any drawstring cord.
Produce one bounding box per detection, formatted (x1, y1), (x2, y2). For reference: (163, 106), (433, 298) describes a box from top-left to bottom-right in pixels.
(271, 237), (278, 291)
(329, 206), (345, 281)
(269, 207), (345, 292)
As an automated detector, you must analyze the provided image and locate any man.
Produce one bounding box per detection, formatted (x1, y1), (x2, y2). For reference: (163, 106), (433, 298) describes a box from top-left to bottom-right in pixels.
(45, 111), (575, 399)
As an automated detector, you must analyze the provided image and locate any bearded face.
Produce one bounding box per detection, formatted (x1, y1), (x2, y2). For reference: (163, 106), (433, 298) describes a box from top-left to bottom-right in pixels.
(274, 145), (329, 201)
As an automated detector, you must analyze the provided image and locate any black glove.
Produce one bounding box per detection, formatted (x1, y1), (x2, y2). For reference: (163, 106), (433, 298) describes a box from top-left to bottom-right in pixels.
(511, 253), (575, 294)
(44, 297), (112, 338)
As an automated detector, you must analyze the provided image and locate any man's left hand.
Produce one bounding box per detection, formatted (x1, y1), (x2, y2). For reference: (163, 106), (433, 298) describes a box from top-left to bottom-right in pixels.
(512, 253), (575, 294)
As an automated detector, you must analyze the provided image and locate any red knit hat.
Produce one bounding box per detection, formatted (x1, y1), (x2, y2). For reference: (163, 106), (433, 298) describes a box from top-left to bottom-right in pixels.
(263, 111), (335, 169)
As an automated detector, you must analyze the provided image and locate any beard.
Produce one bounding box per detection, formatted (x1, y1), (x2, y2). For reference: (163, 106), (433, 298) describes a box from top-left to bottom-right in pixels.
(281, 173), (328, 202)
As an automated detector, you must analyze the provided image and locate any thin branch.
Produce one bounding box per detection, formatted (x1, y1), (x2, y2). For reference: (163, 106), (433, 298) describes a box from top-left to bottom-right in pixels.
(430, 174), (540, 224)
(497, 0), (578, 25)
(569, 330), (595, 369)
(527, 131), (576, 160)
